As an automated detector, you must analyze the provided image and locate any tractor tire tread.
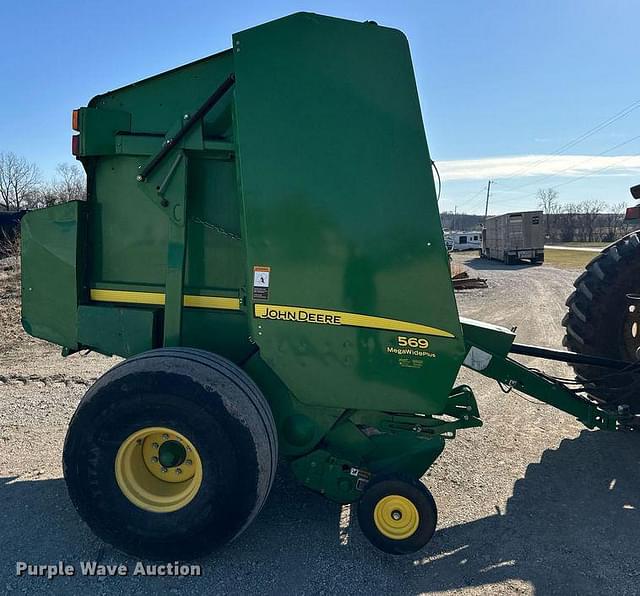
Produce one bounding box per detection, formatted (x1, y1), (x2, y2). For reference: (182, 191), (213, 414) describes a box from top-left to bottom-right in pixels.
(562, 230), (640, 410)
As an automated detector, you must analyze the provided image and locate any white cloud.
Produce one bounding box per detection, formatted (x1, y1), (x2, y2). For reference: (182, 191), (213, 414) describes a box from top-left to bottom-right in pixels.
(437, 154), (640, 181)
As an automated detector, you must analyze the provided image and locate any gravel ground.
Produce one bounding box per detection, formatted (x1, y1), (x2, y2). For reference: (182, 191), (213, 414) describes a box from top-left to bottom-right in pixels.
(1, 254), (638, 595)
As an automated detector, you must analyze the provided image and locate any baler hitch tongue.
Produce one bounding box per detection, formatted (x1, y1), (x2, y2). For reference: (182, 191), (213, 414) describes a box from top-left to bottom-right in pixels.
(460, 319), (636, 432)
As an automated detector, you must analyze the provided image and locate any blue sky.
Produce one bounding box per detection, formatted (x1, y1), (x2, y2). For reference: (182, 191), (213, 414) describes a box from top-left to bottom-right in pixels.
(1, 0), (639, 213)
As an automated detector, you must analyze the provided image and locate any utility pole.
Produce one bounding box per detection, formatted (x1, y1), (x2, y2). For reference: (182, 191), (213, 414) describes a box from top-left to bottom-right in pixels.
(452, 205), (457, 231)
(483, 180), (493, 227)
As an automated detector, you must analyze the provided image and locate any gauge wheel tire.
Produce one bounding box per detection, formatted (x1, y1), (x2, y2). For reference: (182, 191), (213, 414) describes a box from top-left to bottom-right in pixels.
(562, 231), (640, 412)
(63, 348), (278, 560)
(357, 475), (437, 555)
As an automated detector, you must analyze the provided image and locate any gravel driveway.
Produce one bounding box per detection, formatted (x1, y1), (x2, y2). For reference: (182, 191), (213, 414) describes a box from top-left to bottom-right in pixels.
(1, 255), (638, 595)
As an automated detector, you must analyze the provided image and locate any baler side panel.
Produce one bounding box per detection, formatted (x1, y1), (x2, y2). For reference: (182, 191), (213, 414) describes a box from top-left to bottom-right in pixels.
(88, 49), (235, 136)
(21, 201), (85, 349)
(74, 50), (252, 361)
(233, 13), (465, 413)
(88, 156), (243, 292)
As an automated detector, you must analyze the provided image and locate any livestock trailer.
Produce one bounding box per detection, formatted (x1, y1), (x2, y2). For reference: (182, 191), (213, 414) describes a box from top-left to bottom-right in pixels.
(481, 211), (544, 264)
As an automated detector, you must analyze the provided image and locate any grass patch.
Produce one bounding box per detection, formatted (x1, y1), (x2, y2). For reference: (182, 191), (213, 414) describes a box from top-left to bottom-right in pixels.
(550, 241), (608, 248)
(543, 248), (596, 269)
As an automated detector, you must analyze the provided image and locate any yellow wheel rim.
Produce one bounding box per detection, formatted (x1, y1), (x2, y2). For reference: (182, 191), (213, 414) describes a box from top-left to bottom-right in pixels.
(114, 426), (203, 513)
(373, 495), (420, 540)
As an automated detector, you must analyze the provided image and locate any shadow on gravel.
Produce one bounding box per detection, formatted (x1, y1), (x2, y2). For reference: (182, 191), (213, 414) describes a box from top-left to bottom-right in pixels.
(462, 257), (540, 272)
(1, 430), (638, 594)
(413, 429), (640, 594)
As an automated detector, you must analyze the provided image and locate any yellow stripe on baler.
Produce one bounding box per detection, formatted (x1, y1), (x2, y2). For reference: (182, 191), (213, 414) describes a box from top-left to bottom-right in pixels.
(90, 289), (241, 311)
(254, 304), (455, 338)
(183, 295), (241, 310)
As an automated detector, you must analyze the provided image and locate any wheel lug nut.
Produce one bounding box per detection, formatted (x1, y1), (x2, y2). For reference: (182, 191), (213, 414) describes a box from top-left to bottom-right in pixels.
(162, 434), (169, 440)
(151, 456), (158, 463)
(152, 442), (159, 449)
(185, 459), (192, 466)
(175, 468), (182, 475)
(160, 467), (167, 473)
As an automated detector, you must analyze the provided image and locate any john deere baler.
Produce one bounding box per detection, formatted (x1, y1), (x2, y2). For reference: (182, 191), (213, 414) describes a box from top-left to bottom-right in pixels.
(21, 13), (634, 559)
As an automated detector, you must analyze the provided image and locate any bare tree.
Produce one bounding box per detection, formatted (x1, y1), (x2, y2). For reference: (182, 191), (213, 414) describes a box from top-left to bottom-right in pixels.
(0, 152), (41, 211)
(56, 162), (86, 202)
(557, 203), (579, 242)
(45, 162), (86, 205)
(537, 188), (560, 240)
(601, 202), (628, 242)
(578, 199), (606, 243)
(439, 211), (483, 231)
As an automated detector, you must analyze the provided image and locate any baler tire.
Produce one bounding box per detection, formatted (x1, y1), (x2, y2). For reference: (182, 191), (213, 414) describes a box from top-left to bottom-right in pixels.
(357, 475), (437, 555)
(562, 231), (640, 412)
(63, 348), (277, 560)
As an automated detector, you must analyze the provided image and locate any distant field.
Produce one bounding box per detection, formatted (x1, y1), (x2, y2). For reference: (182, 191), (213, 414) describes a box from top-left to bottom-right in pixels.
(544, 247), (595, 269)
(551, 241), (609, 248)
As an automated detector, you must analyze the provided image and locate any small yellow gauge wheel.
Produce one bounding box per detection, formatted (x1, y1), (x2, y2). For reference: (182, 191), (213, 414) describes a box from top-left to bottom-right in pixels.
(357, 476), (437, 555)
(115, 426), (203, 513)
(373, 495), (420, 540)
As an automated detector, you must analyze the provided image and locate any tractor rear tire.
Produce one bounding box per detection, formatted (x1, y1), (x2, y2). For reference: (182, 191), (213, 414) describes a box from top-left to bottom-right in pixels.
(63, 348), (277, 560)
(562, 231), (640, 412)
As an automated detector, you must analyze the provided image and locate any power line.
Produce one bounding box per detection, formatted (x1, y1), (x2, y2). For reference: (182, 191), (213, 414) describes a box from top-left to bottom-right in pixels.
(490, 153), (639, 207)
(444, 139), (639, 213)
(496, 97), (640, 185)
(456, 184), (488, 209)
(492, 133), (640, 196)
(546, 154), (639, 190)
(441, 100), (640, 213)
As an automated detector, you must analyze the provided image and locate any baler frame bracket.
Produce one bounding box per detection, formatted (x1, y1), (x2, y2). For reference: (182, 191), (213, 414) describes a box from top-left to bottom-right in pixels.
(132, 74), (236, 346)
(137, 73), (236, 184)
(444, 384), (480, 419)
(382, 395), (483, 439)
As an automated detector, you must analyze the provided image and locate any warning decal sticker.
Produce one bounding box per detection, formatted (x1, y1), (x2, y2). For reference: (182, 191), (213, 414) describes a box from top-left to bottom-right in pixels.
(252, 266), (271, 301)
